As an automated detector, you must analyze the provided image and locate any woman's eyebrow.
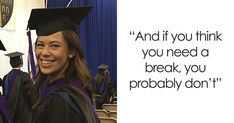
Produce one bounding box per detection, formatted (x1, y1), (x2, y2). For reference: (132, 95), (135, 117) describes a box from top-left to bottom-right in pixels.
(36, 40), (61, 44)
(50, 41), (61, 44)
(36, 40), (43, 43)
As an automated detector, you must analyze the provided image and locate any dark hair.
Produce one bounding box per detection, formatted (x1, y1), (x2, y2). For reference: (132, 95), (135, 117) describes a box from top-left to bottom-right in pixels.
(62, 30), (92, 86)
(10, 57), (23, 68)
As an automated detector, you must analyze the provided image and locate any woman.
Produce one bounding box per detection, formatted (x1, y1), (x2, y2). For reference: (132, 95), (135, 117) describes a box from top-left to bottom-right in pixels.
(27, 7), (99, 123)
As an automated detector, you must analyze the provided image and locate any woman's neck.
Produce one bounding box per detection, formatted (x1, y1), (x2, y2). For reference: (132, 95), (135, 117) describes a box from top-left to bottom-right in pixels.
(47, 74), (64, 84)
(47, 62), (69, 84)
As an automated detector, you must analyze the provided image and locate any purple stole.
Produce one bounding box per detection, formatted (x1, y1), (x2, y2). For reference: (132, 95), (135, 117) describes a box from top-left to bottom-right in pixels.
(4, 69), (21, 100)
(0, 95), (13, 123)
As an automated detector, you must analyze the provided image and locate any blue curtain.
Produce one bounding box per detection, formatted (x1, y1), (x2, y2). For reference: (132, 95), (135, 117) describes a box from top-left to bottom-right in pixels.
(47, 0), (117, 88)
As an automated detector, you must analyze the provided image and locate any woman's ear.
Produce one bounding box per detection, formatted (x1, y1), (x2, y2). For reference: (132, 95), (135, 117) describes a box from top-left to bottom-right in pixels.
(68, 50), (75, 58)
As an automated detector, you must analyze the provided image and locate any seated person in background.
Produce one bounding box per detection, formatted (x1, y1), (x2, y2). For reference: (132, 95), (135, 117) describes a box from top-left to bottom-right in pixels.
(93, 64), (116, 109)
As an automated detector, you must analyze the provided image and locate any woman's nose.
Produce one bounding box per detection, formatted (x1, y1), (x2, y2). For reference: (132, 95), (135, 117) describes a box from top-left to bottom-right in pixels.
(41, 46), (51, 56)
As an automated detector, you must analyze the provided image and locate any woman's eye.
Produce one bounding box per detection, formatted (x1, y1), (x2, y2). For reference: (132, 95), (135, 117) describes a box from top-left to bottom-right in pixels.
(36, 43), (44, 48)
(50, 44), (60, 48)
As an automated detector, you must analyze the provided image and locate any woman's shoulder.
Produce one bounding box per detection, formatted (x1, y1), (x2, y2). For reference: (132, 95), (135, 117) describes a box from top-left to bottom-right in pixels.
(43, 86), (88, 110)
(52, 86), (88, 108)
(51, 86), (98, 123)
(33, 93), (86, 123)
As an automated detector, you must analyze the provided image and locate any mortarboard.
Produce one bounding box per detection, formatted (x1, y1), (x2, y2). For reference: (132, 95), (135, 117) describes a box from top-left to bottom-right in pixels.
(98, 64), (109, 70)
(27, 6), (92, 36)
(5, 52), (24, 58)
(5, 51), (24, 62)
(0, 40), (6, 51)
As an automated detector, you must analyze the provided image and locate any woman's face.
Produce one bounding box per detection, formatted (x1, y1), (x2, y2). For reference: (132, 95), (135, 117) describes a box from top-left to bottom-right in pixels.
(35, 31), (73, 82)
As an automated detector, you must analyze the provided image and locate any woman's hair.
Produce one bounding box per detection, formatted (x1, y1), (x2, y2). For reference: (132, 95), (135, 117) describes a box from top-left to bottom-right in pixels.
(33, 30), (93, 97)
(62, 30), (92, 86)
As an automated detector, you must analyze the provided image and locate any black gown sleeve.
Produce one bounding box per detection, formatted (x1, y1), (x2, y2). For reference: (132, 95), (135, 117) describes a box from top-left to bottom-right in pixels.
(0, 78), (3, 87)
(0, 96), (13, 123)
(8, 71), (33, 123)
(21, 72), (35, 106)
(36, 95), (85, 123)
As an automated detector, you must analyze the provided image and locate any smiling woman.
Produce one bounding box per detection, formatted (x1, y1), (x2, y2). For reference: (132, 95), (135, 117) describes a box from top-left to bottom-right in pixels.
(35, 32), (71, 82)
(27, 6), (100, 123)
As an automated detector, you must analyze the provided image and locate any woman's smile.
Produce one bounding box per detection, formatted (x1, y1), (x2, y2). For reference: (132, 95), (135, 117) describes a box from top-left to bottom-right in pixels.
(40, 59), (54, 67)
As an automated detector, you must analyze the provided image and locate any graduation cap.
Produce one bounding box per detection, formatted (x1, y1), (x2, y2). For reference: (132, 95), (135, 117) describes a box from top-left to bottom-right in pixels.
(5, 52), (24, 67)
(5, 51), (24, 58)
(0, 40), (6, 51)
(98, 64), (109, 70)
(27, 6), (92, 36)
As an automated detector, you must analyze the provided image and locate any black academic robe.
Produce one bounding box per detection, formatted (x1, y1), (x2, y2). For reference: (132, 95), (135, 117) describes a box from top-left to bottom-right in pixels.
(0, 96), (13, 123)
(32, 79), (100, 123)
(0, 78), (3, 87)
(94, 74), (116, 108)
(3, 69), (33, 123)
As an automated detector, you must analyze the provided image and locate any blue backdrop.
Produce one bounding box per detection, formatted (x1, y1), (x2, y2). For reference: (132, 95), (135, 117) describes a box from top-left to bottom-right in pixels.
(47, 0), (117, 88)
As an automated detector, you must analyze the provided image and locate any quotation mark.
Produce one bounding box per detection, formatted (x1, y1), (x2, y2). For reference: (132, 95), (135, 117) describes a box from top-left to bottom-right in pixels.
(130, 31), (135, 35)
(209, 78), (221, 83)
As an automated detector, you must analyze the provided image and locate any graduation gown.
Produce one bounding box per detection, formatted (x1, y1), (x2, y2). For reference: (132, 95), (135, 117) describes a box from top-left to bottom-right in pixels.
(32, 79), (100, 123)
(3, 69), (33, 123)
(0, 96), (13, 123)
(0, 78), (3, 87)
(94, 74), (116, 108)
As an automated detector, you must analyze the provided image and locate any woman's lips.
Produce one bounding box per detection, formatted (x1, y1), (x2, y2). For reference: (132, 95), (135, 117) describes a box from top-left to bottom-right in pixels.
(40, 59), (54, 68)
